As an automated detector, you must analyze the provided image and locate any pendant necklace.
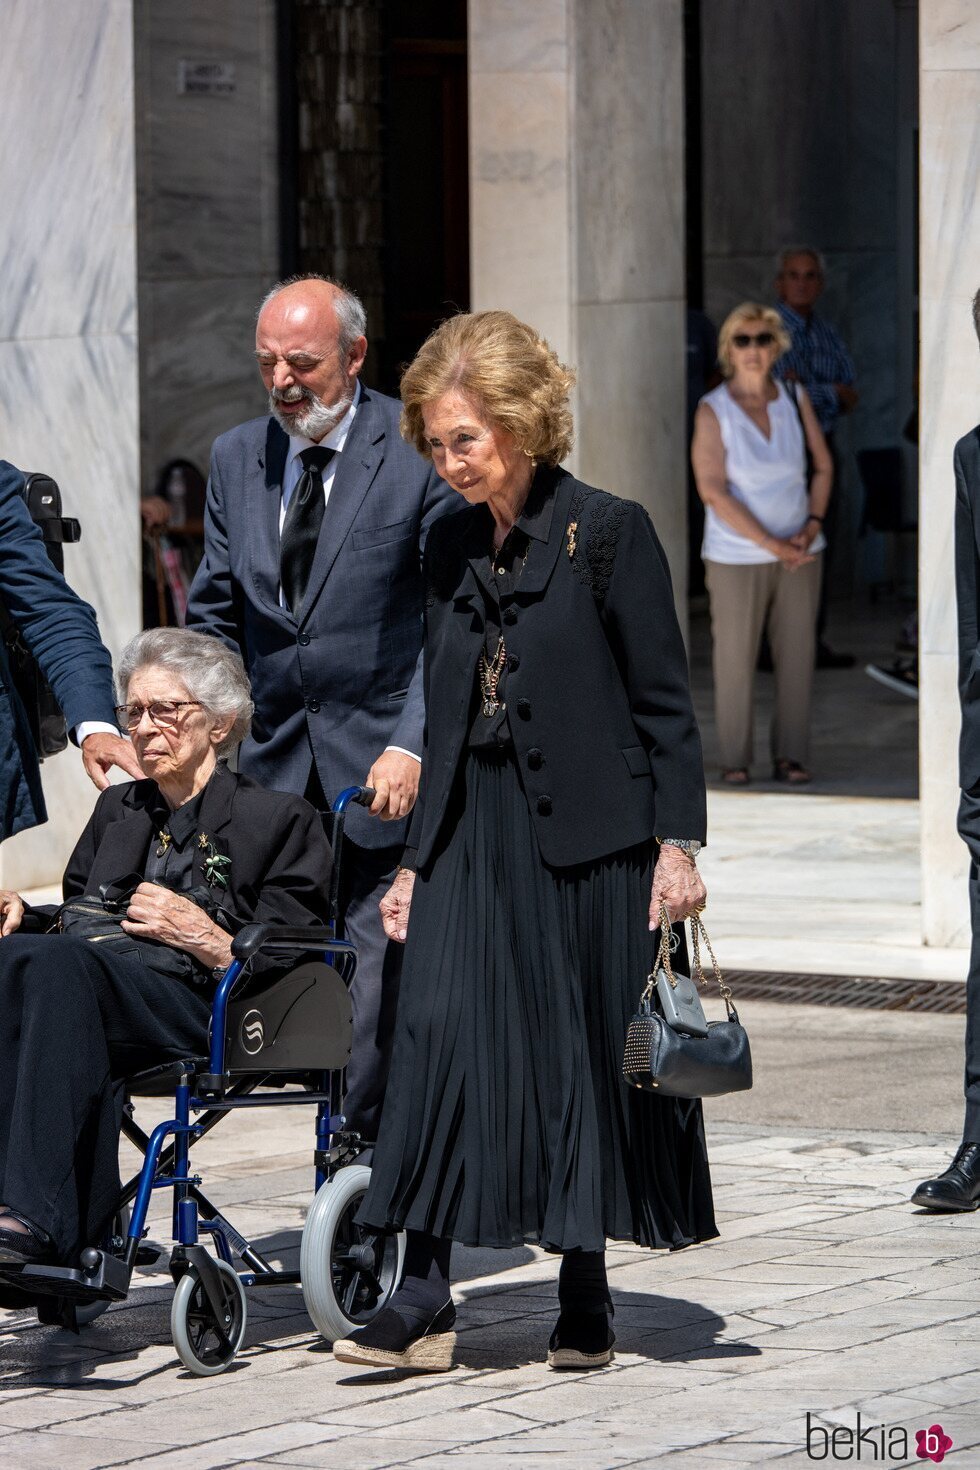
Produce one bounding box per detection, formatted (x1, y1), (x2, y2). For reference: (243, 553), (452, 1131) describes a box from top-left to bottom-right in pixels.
(478, 636), (507, 717)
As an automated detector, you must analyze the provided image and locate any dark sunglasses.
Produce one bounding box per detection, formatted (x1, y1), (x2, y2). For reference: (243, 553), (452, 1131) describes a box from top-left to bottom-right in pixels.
(732, 331), (775, 349)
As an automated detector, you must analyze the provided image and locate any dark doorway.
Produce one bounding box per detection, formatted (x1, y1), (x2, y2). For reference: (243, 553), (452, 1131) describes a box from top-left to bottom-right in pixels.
(278, 0), (469, 395)
(382, 0), (469, 390)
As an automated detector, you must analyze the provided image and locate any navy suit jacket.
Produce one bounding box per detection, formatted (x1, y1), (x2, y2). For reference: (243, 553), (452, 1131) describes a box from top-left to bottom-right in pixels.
(0, 459), (118, 840)
(186, 387), (456, 848)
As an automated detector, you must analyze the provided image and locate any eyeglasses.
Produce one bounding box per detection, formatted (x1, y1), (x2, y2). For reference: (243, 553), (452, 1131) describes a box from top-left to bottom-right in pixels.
(732, 332), (775, 349)
(115, 700), (201, 731)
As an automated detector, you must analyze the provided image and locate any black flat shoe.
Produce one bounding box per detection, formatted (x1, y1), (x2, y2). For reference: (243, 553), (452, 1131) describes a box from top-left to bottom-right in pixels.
(547, 1308), (615, 1369)
(0, 1225), (54, 1267)
(912, 1142), (980, 1212)
(333, 1297), (456, 1372)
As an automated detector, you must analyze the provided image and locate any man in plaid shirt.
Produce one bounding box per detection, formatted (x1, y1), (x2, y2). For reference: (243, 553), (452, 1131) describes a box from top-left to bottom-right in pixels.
(773, 245), (860, 668)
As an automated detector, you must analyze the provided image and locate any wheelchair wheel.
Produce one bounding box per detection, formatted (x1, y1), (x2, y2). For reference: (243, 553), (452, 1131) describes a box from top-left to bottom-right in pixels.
(170, 1258), (247, 1375)
(301, 1164), (405, 1342)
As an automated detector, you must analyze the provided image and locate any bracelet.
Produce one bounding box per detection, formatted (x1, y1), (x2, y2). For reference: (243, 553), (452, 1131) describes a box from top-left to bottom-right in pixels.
(806, 514), (824, 524)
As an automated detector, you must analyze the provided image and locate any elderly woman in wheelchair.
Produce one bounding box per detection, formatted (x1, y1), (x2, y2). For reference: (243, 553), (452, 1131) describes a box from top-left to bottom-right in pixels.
(0, 627), (390, 1367)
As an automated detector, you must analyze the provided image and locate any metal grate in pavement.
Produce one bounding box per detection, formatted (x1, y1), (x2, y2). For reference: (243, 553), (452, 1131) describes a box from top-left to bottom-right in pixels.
(725, 970), (967, 1014)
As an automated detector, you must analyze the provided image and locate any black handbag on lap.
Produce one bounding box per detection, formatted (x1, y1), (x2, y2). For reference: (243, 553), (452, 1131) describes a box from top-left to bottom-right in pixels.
(51, 875), (220, 985)
(623, 907), (752, 1098)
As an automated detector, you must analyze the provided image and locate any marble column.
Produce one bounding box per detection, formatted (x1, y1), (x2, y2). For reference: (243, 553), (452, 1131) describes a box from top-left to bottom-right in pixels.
(468, 0), (688, 604)
(919, 1), (980, 946)
(134, 0), (280, 485)
(0, 0), (140, 889)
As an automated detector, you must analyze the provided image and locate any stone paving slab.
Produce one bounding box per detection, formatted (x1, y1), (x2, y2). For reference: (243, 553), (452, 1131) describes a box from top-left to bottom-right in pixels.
(2, 1095), (980, 1467)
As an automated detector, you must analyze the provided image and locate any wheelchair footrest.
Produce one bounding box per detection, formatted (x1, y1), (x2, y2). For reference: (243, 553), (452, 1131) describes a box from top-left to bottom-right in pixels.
(16, 1249), (131, 1304)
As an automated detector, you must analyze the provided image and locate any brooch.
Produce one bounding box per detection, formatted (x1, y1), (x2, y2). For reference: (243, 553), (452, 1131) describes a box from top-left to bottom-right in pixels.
(566, 520), (578, 559)
(155, 830), (172, 857)
(198, 833), (232, 890)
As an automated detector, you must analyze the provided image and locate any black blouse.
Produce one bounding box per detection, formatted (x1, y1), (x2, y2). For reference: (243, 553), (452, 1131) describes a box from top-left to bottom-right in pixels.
(466, 475), (554, 750)
(144, 786), (207, 890)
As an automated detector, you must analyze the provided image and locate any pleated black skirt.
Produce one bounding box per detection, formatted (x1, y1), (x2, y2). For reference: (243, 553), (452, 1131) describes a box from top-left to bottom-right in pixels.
(360, 749), (717, 1254)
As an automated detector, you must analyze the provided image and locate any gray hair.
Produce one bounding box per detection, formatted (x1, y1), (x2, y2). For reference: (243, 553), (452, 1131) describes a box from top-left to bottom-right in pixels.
(774, 244), (827, 277)
(258, 273), (367, 356)
(117, 628), (253, 756)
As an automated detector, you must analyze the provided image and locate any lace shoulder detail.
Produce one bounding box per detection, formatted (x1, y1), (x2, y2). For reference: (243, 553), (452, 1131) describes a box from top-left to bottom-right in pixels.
(567, 486), (630, 606)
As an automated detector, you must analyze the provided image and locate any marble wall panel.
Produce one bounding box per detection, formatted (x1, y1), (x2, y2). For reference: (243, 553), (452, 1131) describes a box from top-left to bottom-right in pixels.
(918, 32), (980, 944)
(575, 299), (688, 602)
(469, 0), (568, 73)
(920, 0), (980, 71)
(0, 1), (139, 889)
(468, 67), (572, 362)
(139, 275), (271, 485)
(133, 0), (279, 484)
(134, 0), (279, 280)
(573, 0), (684, 305)
(0, 0), (136, 341)
(700, 0), (849, 260)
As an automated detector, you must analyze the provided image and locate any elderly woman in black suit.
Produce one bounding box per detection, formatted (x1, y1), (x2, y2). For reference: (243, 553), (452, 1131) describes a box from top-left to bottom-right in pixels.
(336, 311), (716, 1375)
(0, 627), (331, 1271)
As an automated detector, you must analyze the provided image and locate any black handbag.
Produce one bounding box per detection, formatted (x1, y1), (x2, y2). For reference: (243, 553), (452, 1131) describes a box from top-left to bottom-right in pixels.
(52, 875), (219, 985)
(623, 907), (752, 1098)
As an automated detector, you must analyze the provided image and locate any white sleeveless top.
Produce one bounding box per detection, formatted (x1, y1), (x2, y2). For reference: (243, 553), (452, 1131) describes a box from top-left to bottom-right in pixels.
(700, 381), (825, 565)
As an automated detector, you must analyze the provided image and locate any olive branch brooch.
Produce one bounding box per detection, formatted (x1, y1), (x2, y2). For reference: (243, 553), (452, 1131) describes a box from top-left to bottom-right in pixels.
(566, 520), (578, 560)
(198, 833), (231, 890)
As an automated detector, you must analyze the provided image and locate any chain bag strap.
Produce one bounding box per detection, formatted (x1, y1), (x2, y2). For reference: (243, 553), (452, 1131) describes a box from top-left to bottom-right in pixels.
(623, 905), (753, 1098)
(647, 901), (708, 1038)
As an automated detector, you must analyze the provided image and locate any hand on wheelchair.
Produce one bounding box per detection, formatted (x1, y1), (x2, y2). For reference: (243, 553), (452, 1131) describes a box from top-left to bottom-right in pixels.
(121, 882), (233, 970)
(365, 749), (420, 822)
(379, 868), (415, 943)
(0, 890), (24, 938)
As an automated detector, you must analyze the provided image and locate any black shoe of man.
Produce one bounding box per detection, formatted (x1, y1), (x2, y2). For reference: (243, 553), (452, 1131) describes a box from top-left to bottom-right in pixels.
(911, 1142), (980, 1212)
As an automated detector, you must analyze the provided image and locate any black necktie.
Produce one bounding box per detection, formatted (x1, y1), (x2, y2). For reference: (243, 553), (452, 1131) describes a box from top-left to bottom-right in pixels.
(280, 446), (334, 615)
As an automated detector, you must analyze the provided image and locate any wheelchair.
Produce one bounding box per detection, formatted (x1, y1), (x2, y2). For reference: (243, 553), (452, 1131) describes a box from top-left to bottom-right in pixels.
(0, 786), (405, 1375)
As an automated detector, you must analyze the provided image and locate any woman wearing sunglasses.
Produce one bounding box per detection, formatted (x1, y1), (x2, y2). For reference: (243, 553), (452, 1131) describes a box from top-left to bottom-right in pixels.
(691, 302), (833, 785)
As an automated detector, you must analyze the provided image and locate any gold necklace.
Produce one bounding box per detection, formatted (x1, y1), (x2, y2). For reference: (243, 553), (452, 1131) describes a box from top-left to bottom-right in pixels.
(478, 636), (507, 717)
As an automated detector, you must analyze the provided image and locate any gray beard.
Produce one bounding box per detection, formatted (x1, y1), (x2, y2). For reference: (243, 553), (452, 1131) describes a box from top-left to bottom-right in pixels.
(269, 385), (353, 440)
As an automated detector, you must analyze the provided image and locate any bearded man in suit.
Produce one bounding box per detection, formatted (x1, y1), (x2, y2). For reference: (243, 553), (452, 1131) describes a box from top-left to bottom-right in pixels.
(914, 288), (980, 1211)
(187, 275), (455, 1141)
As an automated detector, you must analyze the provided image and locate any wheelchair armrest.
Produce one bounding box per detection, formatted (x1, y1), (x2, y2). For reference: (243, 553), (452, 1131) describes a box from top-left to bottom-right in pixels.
(231, 924), (346, 962)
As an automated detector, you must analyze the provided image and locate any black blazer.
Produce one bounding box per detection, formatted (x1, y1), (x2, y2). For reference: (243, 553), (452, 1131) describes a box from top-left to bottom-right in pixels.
(61, 763), (332, 937)
(405, 467), (706, 870)
(956, 425), (980, 791)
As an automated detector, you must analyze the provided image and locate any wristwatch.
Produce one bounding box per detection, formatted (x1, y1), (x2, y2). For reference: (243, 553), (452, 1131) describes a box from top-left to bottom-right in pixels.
(656, 838), (702, 859)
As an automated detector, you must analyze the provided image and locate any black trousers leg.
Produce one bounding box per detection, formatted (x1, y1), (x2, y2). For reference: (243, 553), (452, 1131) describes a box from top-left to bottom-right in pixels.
(337, 841), (403, 1140)
(0, 935), (210, 1260)
(963, 865), (980, 1142)
(558, 1249), (611, 1313)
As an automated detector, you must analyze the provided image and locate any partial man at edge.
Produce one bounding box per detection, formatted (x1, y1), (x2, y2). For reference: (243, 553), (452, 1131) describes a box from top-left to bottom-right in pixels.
(186, 273), (456, 1144)
(913, 288), (980, 1213)
(0, 459), (142, 842)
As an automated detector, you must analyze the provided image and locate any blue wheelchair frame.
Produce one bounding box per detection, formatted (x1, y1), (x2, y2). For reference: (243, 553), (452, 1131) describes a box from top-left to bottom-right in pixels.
(10, 786), (380, 1337)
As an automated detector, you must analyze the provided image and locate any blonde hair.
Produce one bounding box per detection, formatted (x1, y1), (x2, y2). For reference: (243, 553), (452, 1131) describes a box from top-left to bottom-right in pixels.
(400, 310), (576, 466)
(717, 303), (791, 380)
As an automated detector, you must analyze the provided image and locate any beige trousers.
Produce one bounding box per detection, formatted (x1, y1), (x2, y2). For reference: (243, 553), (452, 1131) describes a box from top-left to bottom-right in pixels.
(704, 555), (822, 771)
